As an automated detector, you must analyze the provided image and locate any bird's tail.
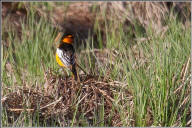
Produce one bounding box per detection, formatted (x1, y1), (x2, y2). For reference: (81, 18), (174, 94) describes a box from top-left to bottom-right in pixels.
(72, 64), (78, 81)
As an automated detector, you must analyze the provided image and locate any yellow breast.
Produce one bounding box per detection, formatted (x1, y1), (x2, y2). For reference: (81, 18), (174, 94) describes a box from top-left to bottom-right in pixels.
(56, 53), (66, 68)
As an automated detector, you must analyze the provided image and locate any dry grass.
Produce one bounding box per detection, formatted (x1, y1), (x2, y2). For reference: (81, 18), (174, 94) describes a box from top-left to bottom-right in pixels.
(3, 2), (189, 45)
(2, 2), (190, 55)
(2, 68), (133, 126)
(2, 1), (191, 127)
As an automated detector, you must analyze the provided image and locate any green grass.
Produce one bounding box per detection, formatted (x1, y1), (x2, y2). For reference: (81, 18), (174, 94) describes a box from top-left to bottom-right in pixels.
(2, 3), (191, 127)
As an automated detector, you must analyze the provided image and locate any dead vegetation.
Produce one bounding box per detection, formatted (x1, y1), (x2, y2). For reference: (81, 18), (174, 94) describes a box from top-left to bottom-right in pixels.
(2, 2), (191, 127)
(2, 2), (190, 46)
(2, 69), (133, 126)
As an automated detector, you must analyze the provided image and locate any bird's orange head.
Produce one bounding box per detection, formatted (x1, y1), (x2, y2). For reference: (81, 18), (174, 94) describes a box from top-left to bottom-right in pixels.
(61, 34), (73, 44)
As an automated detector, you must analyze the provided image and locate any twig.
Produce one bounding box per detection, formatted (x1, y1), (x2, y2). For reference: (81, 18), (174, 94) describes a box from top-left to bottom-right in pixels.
(174, 75), (191, 94)
(187, 119), (191, 126)
(77, 92), (91, 105)
(174, 57), (190, 94)
(97, 88), (114, 102)
(8, 108), (34, 112)
(182, 57), (190, 82)
(179, 95), (190, 109)
(40, 96), (63, 110)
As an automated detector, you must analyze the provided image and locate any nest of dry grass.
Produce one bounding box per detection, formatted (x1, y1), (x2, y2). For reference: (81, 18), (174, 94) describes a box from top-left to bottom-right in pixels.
(2, 69), (133, 126)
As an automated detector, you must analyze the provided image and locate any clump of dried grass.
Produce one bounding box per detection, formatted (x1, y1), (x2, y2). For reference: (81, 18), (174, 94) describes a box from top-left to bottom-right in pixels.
(172, 57), (191, 127)
(2, 69), (133, 126)
(2, 2), (190, 46)
(48, 2), (190, 46)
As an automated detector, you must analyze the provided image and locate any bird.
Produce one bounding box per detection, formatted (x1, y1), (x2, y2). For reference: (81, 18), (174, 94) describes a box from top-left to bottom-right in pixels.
(55, 33), (78, 81)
